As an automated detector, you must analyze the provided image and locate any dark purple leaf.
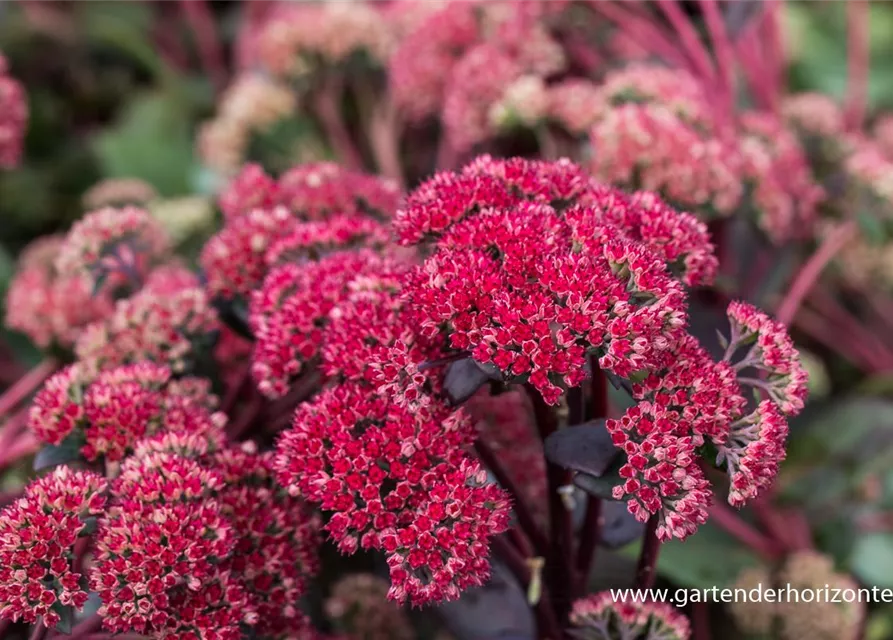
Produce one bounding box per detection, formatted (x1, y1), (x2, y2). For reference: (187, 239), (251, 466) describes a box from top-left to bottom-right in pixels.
(444, 358), (501, 406)
(33, 432), (84, 471)
(599, 501), (645, 549)
(544, 420), (618, 477)
(438, 561), (535, 640)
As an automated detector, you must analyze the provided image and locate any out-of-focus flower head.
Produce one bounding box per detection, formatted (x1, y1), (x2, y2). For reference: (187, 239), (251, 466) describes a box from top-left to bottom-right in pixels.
(276, 383), (510, 605)
(266, 214), (390, 267)
(875, 114), (893, 161)
(75, 268), (219, 374)
(149, 196), (216, 246)
(730, 552), (863, 640)
(783, 93), (846, 140)
(739, 112), (825, 243)
(82, 178), (157, 210)
(5, 235), (114, 350)
(28, 361), (226, 461)
(200, 206), (297, 301)
(54, 206), (172, 292)
(325, 574), (414, 640)
(569, 592), (691, 640)
(468, 388), (547, 524)
(0, 53), (27, 168)
(845, 138), (893, 208)
(214, 443), (322, 639)
(258, 1), (392, 80)
(547, 80), (604, 136)
(92, 449), (239, 637)
(0, 467), (107, 626)
(598, 64), (713, 125)
(198, 74), (297, 176)
(278, 162), (401, 221)
(250, 250), (384, 398)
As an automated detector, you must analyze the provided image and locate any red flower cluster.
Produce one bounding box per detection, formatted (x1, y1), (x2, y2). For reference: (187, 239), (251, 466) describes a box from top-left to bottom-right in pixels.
(0, 53), (27, 168)
(608, 301), (807, 539)
(250, 250), (382, 398)
(28, 362), (226, 462)
(204, 163), (400, 302)
(569, 591), (691, 640)
(0, 467), (107, 626)
(54, 206), (171, 291)
(399, 156), (702, 404)
(276, 383), (510, 605)
(5, 235), (114, 349)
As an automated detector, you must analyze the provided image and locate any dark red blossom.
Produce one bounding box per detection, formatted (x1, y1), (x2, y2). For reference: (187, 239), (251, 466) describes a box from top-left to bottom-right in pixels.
(218, 163), (281, 221)
(0, 467), (107, 626)
(276, 383), (509, 605)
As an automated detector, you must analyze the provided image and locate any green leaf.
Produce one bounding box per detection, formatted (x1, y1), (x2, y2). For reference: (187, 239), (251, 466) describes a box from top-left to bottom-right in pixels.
(655, 521), (765, 588)
(91, 91), (200, 197)
(48, 602), (75, 633)
(851, 533), (893, 588)
(33, 432), (84, 471)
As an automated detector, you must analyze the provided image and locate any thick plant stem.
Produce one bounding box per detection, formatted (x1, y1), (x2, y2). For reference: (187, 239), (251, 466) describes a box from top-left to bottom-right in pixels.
(0, 358), (58, 419)
(526, 384), (574, 625)
(776, 221), (857, 325)
(474, 438), (549, 557)
(707, 501), (784, 561)
(845, 0), (870, 131)
(633, 514), (661, 590)
(29, 621), (49, 640)
(491, 535), (562, 640)
(576, 365), (608, 594)
(179, 0), (228, 95)
(313, 74), (364, 171)
(68, 613), (103, 639)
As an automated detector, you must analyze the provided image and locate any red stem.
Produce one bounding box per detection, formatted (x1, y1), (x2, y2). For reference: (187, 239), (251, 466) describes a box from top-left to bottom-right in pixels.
(793, 305), (888, 372)
(707, 501), (784, 561)
(633, 514), (661, 589)
(845, 0), (871, 131)
(235, 0), (272, 70)
(474, 438), (549, 557)
(776, 221), (858, 325)
(692, 601), (712, 640)
(313, 74), (364, 171)
(699, 0), (736, 129)
(0, 358), (58, 419)
(368, 95), (406, 191)
(590, 1), (691, 71)
(761, 0), (785, 113)
(526, 384), (574, 624)
(656, 0), (717, 83)
(179, 0), (228, 95)
(807, 289), (893, 368)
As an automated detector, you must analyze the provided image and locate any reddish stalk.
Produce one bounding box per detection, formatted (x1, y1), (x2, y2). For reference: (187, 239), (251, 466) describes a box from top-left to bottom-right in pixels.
(29, 621), (49, 640)
(67, 613), (103, 639)
(590, 1), (690, 70)
(776, 221), (858, 325)
(0, 432), (39, 471)
(227, 393), (264, 440)
(807, 289), (893, 367)
(633, 514), (661, 590)
(222, 365), (252, 414)
(735, 23), (774, 110)
(692, 601), (712, 640)
(313, 74), (364, 171)
(235, 0), (272, 70)
(474, 438), (549, 557)
(656, 0), (717, 84)
(706, 501), (784, 561)
(526, 384), (574, 623)
(793, 306), (888, 372)
(179, 0), (228, 95)
(0, 358), (58, 420)
(368, 95), (406, 191)
(491, 535), (562, 640)
(699, 0), (737, 127)
(845, 0), (871, 131)
(761, 0), (785, 113)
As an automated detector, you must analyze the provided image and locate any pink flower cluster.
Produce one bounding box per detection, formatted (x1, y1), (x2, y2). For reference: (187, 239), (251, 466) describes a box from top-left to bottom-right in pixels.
(389, 1), (565, 149)
(74, 267), (219, 374)
(93, 437), (321, 639)
(608, 302), (807, 539)
(0, 53), (27, 168)
(0, 467), (107, 626)
(569, 592), (691, 640)
(276, 383), (510, 605)
(54, 206), (171, 291)
(203, 163), (400, 301)
(5, 235), (114, 350)
(28, 361), (226, 462)
(398, 156), (710, 404)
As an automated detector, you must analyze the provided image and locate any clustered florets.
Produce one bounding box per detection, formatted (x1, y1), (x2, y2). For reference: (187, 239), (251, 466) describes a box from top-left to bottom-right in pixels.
(0, 467), (107, 626)
(276, 383), (510, 605)
(0, 53), (27, 168)
(569, 592), (691, 640)
(28, 361), (225, 462)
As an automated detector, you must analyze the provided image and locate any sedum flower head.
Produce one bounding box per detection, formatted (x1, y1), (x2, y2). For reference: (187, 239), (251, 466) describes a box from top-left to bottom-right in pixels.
(569, 591), (691, 640)
(0, 467), (107, 626)
(54, 206), (171, 291)
(0, 53), (27, 168)
(276, 383), (510, 605)
(325, 574), (414, 640)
